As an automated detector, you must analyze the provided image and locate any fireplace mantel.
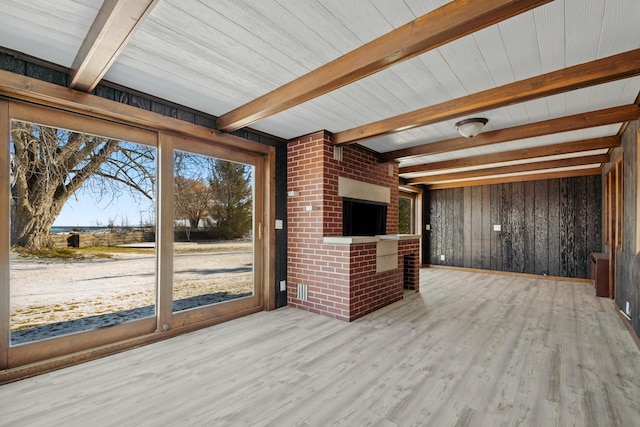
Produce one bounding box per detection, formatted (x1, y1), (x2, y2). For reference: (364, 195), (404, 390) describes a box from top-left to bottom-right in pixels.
(323, 234), (421, 245)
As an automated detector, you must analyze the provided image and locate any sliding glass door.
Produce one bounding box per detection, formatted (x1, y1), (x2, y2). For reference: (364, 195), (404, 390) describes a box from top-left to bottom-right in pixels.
(1, 101), (268, 369)
(9, 119), (158, 346)
(169, 138), (264, 328)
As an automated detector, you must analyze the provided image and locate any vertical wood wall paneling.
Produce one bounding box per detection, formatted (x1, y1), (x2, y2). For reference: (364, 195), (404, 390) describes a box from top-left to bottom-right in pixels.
(430, 190), (439, 264)
(511, 181), (525, 273)
(574, 176), (588, 278)
(422, 189), (431, 265)
(585, 175), (601, 271)
(490, 184), (502, 271)
(558, 178), (567, 277)
(566, 178), (577, 277)
(0, 51), (289, 307)
(534, 180), (549, 276)
(274, 141), (288, 308)
(443, 189), (451, 265)
(445, 188), (464, 265)
(610, 116), (639, 338)
(426, 176), (602, 279)
(452, 188), (464, 266)
(463, 187), (472, 268)
(548, 179), (561, 276)
(470, 186), (483, 269)
(501, 183), (513, 272)
(482, 185), (491, 270)
(524, 181), (536, 274)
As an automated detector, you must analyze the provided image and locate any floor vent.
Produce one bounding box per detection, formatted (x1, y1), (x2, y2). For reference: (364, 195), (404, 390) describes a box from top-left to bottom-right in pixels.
(297, 283), (309, 301)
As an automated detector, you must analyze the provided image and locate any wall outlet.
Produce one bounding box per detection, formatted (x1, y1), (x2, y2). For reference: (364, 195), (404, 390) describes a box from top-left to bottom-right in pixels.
(425, 224), (431, 231)
(626, 301), (631, 316)
(275, 219), (283, 229)
(280, 280), (287, 292)
(493, 224), (501, 232)
(440, 254), (445, 261)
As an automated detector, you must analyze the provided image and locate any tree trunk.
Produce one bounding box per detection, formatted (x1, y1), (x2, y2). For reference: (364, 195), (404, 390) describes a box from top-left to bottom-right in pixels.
(10, 121), (122, 248)
(11, 186), (66, 248)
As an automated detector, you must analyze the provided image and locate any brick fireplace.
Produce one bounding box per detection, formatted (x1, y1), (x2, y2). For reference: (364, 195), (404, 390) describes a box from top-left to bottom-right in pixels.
(287, 130), (420, 322)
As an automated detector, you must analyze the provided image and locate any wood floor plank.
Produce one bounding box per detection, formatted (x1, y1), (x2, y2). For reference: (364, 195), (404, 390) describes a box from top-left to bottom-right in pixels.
(1, 269), (640, 426)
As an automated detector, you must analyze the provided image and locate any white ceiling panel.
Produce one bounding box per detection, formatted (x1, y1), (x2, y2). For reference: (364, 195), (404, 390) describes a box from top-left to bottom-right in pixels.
(534, 0), (566, 73)
(2, 0), (640, 188)
(418, 164), (602, 186)
(363, 75), (640, 155)
(0, 0), (100, 66)
(497, 10), (543, 80)
(401, 149), (611, 179)
(397, 124), (622, 168)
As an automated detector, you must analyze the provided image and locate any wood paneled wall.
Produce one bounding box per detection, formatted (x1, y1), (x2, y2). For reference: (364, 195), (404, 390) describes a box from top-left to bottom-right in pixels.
(0, 49), (289, 308)
(425, 176), (602, 279)
(610, 116), (640, 337)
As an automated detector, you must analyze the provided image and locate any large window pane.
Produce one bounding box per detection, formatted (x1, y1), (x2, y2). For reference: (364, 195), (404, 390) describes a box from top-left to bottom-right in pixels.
(173, 151), (254, 312)
(9, 120), (156, 345)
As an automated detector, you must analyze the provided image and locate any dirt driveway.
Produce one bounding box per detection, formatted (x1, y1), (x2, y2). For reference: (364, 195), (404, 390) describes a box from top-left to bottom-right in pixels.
(10, 241), (253, 331)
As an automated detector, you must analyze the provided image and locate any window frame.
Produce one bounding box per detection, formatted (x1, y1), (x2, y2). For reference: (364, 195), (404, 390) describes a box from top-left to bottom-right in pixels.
(398, 185), (422, 236)
(0, 74), (275, 374)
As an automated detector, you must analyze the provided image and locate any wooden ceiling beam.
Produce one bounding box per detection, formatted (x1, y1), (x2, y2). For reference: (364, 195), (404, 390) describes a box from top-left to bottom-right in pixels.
(423, 168), (602, 190)
(69, 0), (158, 92)
(335, 48), (640, 145)
(406, 154), (609, 184)
(216, 0), (551, 132)
(398, 136), (619, 175)
(380, 104), (640, 162)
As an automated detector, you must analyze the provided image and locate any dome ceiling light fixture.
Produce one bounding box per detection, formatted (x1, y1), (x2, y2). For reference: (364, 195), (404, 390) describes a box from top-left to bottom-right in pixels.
(455, 117), (488, 138)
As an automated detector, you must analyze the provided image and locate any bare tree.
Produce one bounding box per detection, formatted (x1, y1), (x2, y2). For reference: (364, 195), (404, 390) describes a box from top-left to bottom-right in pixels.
(10, 121), (155, 248)
(174, 176), (212, 229)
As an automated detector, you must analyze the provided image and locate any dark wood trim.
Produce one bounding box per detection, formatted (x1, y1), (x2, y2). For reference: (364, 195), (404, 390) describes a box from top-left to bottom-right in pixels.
(335, 49), (640, 145)
(0, 47), (69, 74)
(70, 0), (158, 91)
(407, 154), (610, 184)
(0, 100), (8, 370)
(381, 105), (640, 162)
(216, 0), (550, 132)
(424, 167), (602, 190)
(399, 136), (619, 174)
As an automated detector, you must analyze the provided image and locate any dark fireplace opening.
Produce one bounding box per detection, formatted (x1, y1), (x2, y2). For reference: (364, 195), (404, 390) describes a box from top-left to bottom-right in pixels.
(343, 198), (387, 236)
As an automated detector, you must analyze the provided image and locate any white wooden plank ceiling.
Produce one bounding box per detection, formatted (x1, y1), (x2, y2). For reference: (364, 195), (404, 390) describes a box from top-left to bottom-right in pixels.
(1, 0), (639, 188)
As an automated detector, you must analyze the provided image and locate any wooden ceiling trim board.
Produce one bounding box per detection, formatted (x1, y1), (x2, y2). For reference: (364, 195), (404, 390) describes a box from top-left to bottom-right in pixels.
(380, 104), (640, 162)
(407, 154), (610, 184)
(334, 48), (640, 145)
(0, 70), (271, 155)
(69, 0), (159, 92)
(618, 88), (640, 136)
(424, 167), (602, 190)
(215, 0), (552, 132)
(398, 136), (620, 174)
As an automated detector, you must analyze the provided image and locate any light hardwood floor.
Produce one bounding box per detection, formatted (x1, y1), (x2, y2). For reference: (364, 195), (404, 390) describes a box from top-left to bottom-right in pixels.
(2, 268), (640, 426)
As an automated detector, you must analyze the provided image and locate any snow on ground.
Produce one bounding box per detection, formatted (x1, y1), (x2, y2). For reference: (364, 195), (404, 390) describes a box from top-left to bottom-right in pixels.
(9, 242), (253, 343)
